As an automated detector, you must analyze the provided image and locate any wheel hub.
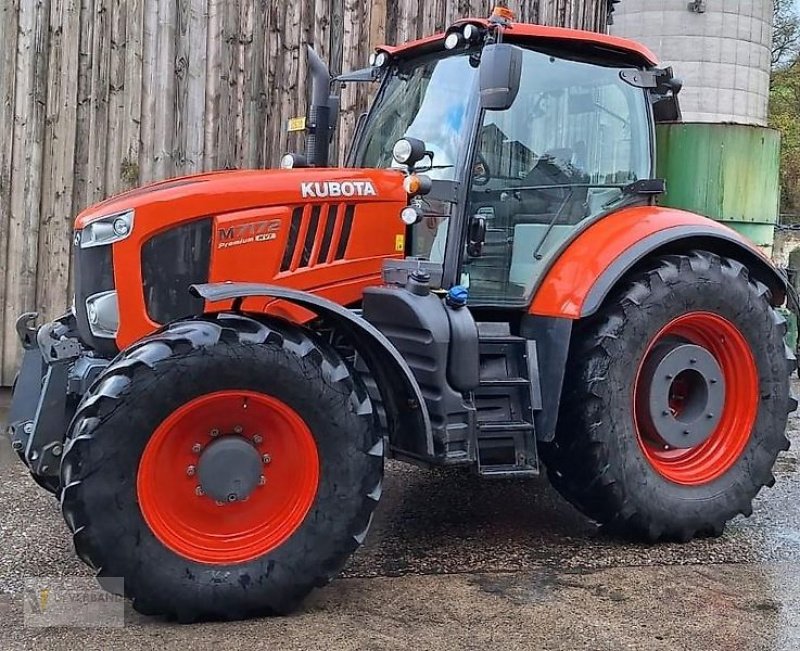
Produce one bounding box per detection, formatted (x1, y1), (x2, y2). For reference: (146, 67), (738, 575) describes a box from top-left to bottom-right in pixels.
(638, 343), (726, 449)
(197, 435), (263, 503)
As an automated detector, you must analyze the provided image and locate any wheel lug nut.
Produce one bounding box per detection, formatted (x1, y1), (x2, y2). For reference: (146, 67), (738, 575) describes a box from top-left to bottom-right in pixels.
(192, 443), (202, 454)
(662, 410), (670, 416)
(227, 494), (237, 503)
(259, 475), (266, 486)
(707, 413), (714, 419)
(666, 374), (674, 380)
(690, 358), (697, 364)
(233, 425), (243, 434)
(11, 440), (23, 451)
(262, 454), (271, 464)
(195, 486), (204, 496)
(253, 435), (263, 445)
(186, 465), (196, 476)
(210, 428), (220, 438)
(683, 430), (691, 436)
(710, 378), (718, 384)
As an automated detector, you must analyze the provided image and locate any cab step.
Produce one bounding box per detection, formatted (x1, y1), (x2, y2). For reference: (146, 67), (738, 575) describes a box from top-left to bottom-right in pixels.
(474, 324), (541, 478)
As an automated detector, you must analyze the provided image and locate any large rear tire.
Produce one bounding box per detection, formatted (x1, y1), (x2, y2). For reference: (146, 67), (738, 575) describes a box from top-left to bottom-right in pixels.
(542, 252), (794, 542)
(60, 314), (382, 621)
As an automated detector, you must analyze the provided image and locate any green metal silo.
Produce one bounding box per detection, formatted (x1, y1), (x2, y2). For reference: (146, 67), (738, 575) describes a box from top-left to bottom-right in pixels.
(656, 123), (781, 253)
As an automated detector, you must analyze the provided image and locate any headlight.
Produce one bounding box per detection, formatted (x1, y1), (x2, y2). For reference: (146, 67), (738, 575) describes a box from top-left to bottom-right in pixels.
(400, 206), (424, 226)
(392, 137), (427, 167)
(79, 209), (134, 249)
(85, 290), (119, 338)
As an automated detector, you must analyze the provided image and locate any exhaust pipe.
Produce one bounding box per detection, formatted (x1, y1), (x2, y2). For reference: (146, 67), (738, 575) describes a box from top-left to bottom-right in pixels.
(306, 46), (333, 167)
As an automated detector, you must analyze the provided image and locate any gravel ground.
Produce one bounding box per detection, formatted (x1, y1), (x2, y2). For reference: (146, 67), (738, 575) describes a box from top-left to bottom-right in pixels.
(2, 386), (800, 649)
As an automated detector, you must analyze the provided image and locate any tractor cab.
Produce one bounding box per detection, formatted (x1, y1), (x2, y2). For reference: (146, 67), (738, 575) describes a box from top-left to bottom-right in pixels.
(345, 14), (679, 307)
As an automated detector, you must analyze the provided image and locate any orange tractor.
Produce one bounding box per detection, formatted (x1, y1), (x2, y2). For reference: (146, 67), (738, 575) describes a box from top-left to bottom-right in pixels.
(6, 9), (796, 621)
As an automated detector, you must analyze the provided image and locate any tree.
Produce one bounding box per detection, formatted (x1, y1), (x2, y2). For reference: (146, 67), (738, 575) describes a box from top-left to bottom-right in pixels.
(773, 0), (800, 69)
(771, 1), (800, 218)
(770, 66), (800, 218)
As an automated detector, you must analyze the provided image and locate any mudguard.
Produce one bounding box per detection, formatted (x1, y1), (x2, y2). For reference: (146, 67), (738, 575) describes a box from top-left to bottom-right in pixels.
(530, 206), (787, 319)
(190, 282), (434, 458)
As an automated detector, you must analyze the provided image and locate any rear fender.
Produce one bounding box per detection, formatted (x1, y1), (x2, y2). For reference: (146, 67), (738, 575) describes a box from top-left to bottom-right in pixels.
(190, 282), (434, 458)
(530, 206), (786, 319)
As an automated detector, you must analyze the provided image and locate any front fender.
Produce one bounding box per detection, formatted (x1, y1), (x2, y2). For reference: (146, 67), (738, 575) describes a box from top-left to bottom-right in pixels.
(191, 282), (434, 458)
(530, 206), (786, 319)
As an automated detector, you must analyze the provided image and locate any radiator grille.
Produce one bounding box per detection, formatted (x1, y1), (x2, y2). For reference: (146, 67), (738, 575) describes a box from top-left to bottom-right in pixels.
(280, 203), (355, 272)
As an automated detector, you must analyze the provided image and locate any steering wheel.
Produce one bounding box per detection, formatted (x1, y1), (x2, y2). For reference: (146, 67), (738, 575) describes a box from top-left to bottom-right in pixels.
(472, 153), (491, 186)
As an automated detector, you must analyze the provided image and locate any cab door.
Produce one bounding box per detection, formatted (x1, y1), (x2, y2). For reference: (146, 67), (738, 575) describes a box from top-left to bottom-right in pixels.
(460, 46), (653, 307)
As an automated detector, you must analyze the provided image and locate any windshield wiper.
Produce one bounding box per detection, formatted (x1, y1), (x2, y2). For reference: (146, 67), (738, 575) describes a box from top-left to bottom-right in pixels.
(532, 188), (576, 261)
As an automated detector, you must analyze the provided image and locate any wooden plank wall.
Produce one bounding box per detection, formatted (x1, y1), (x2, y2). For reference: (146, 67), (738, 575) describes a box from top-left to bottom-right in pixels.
(0, 0), (609, 384)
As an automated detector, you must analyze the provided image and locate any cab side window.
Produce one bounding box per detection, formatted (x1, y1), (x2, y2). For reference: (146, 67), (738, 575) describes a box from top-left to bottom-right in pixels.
(463, 48), (652, 305)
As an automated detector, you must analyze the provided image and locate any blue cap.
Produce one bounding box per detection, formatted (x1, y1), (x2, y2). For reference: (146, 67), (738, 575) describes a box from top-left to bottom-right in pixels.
(446, 285), (469, 308)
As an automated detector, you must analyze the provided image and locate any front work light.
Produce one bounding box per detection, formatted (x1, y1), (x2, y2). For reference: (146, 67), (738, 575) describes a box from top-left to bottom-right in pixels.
(79, 210), (135, 249)
(392, 137), (427, 168)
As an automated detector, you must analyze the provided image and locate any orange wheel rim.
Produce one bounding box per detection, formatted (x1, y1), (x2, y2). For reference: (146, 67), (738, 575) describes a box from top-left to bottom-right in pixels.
(137, 391), (319, 564)
(633, 312), (759, 486)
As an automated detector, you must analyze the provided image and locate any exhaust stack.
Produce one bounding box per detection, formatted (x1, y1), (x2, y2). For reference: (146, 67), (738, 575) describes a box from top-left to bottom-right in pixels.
(306, 46), (334, 167)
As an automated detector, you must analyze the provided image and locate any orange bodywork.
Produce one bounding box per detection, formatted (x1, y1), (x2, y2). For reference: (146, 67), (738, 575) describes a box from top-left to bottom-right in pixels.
(376, 19), (658, 66)
(76, 168), (408, 349)
(529, 205), (772, 319)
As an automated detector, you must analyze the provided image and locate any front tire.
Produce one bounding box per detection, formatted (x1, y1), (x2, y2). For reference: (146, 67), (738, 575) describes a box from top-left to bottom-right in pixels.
(542, 252), (794, 542)
(60, 314), (382, 621)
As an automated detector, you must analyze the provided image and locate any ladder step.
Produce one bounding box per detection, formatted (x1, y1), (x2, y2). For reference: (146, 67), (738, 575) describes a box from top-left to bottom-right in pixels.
(479, 421), (535, 434)
(479, 334), (526, 344)
(478, 465), (539, 479)
(478, 377), (529, 388)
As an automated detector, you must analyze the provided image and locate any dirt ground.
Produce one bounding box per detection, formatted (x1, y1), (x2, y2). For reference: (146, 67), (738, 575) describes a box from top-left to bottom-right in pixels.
(2, 387), (800, 650)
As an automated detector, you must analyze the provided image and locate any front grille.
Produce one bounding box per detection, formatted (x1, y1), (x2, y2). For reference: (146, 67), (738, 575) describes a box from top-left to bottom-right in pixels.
(73, 238), (117, 355)
(141, 219), (212, 324)
(280, 203), (356, 272)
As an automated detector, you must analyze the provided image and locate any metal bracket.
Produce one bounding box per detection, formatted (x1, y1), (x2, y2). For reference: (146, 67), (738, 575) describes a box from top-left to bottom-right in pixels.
(27, 359), (71, 477)
(624, 178), (667, 197)
(15, 313), (39, 351)
(620, 69), (659, 89)
(688, 0), (706, 13)
(36, 320), (83, 362)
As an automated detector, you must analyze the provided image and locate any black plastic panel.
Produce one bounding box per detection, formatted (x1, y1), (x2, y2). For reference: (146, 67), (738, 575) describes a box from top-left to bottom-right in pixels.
(73, 238), (117, 356)
(363, 285), (476, 459)
(141, 218), (212, 324)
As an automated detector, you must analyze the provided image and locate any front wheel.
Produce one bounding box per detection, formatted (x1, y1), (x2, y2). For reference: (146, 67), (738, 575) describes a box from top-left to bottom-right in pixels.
(60, 314), (382, 621)
(542, 252), (794, 542)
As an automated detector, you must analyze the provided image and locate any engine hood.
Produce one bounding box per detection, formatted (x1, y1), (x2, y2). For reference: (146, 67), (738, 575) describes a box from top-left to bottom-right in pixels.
(75, 168), (408, 229)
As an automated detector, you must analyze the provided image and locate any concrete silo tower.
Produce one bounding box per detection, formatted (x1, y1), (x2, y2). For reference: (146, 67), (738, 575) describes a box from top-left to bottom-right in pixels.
(610, 1), (780, 251)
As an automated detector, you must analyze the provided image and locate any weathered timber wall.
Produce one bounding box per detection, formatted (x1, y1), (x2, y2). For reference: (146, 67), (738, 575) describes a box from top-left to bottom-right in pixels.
(0, 0), (610, 384)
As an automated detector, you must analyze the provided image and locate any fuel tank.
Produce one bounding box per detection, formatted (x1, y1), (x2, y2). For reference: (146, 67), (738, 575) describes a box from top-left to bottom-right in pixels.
(73, 168), (409, 349)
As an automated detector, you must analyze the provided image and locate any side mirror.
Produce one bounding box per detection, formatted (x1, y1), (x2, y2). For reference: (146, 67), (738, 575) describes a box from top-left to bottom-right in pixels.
(479, 43), (523, 111)
(467, 216), (487, 257)
(652, 68), (683, 123)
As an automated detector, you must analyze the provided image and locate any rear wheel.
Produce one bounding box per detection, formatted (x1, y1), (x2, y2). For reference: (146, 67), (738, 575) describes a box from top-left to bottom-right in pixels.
(60, 314), (382, 621)
(542, 252), (794, 541)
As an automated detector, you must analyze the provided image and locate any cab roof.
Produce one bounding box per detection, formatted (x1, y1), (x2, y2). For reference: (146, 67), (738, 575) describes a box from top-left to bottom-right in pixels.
(376, 19), (659, 68)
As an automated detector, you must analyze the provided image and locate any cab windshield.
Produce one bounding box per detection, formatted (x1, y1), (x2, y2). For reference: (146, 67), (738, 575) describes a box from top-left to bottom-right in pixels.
(352, 52), (480, 181)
